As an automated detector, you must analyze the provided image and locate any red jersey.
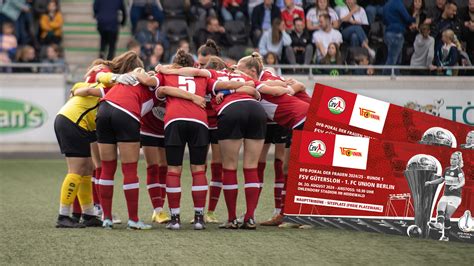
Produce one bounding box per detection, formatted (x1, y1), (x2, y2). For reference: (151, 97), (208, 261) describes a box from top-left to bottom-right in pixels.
(259, 71), (308, 129)
(85, 66), (111, 84)
(281, 6), (305, 31)
(208, 69), (262, 115)
(140, 100), (166, 137)
(102, 83), (157, 121)
(294, 91), (312, 104)
(155, 73), (216, 128)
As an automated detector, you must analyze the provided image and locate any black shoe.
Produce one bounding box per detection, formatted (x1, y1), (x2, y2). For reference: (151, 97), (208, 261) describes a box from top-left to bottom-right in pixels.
(194, 211), (206, 230)
(166, 214), (181, 230)
(56, 215), (86, 228)
(240, 218), (257, 230)
(71, 212), (82, 223)
(82, 214), (103, 227)
(218, 219), (239, 229)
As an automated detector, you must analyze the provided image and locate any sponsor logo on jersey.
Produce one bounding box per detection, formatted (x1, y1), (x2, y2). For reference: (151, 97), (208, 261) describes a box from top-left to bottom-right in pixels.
(340, 147), (362, 157)
(359, 108), (380, 120)
(308, 140), (326, 158)
(328, 97), (345, 114)
(0, 98), (46, 134)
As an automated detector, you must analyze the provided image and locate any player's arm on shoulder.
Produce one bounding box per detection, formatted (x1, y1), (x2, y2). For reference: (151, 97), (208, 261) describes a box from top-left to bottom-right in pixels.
(158, 66), (211, 78)
(258, 85), (291, 96)
(286, 79), (306, 93)
(235, 86), (259, 99)
(135, 72), (158, 87)
(72, 85), (104, 97)
(262, 80), (286, 87)
(156, 86), (206, 108)
(214, 80), (246, 91)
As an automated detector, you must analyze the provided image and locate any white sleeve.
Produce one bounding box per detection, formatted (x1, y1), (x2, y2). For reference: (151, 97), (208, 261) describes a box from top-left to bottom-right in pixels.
(359, 8), (369, 25)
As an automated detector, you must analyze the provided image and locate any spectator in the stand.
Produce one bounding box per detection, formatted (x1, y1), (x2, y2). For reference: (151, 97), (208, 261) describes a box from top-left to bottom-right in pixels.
(248, 0), (264, 16)
(363, 0), (386, 25)
(461, 0), (474, 62)
(145, 43), (165, 71)
(338, 0), (375, 58)
(94, 0), (126, 60)
(410, 23), (434, 69)
(14, 45), (37, 73)
(169, 39), (198, 62)
(264, 52), (282, 75)
(383, 0), (415, 71)
(287, 17), (313, 64)
(353, 53), (374, 75)
(194, 16), (227, 48)
(281, 0), (305, 31)
(312, 13), (342, 63)
(431, 2), (462, 49)
(39, 0), (63, 45)
(191, 0), (218, 27)
(426, 0), (446, 24)
(251, 0), (281, 47)
(258, 17), (292, 60)
(403, 0), (427, 64)
(320, 42), (343, 75)
(130, 0), (164, 33)
(221, 0), (248, 21)
(135, 18), (169, 57)
(0, 0), (31, 46)
(432, 29), (459, 75)
(40, 43), (64, 73)
(306, 0), (339, 33)
(0, 22), (17, 64)
(127, 39), (142, 55)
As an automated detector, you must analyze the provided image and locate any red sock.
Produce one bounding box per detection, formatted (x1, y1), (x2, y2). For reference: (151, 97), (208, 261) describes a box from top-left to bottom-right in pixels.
(257, 162), (266, 196)
(91, 168), (100, 205)
(73, 197), (82, 215)
(192, 171), (208, 211)
(208, 163), (223, 212)
(99, 160), (117, 220)
(158, 166), (168, 208)
(94, 167), (102, 205)
(146, 164), (161, 210)
(122, 162), (139, 222)
(166, 171), (181, 215)
(222, 169), (238, 222)
(280, 174), (288, 215)
(274, 159), (284, 211)
(244, 168), (260, 221)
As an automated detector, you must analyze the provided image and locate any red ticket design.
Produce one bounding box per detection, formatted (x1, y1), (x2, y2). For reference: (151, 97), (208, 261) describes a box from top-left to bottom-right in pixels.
(285, 131), (474, 243)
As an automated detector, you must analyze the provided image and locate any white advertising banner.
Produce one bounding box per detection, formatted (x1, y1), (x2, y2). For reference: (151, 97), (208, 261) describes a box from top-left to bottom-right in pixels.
(0, 74), (66, 143)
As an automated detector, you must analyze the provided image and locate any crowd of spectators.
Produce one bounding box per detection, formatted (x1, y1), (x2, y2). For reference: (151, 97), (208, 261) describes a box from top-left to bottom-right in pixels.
(0, 0), (64, 73)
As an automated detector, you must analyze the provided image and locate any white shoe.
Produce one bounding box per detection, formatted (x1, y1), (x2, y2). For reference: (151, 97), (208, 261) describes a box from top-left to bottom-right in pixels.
(127, 220), (152, 230)
(112, 215), (122, 224)
(102, 219), (113, 229)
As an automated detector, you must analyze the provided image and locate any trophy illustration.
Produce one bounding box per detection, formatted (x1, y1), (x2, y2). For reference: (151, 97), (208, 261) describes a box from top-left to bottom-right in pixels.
(419, 127), (455, 148)
(404, 154), (440, 238)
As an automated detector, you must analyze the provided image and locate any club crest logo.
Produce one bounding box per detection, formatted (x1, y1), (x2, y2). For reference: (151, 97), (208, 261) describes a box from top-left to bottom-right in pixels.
(359, 108), (380, 120)
(308, 140), (326, 158)
(328, 97), (346, 114)
(340, 147), (362, 157)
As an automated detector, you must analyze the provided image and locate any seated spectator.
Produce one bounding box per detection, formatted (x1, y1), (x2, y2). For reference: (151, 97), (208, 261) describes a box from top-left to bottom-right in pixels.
(259, 18), (292, 60)
(127, 39), (142, 56)
(431, 1), (462, 49)
(287, 17), (313, 64)
(221, 0), (247, 21)
(363, 0), (386, 25)
(353, 53), (374, 75)
(14, 45), (37, 73)
(281, 0), (305, 31)
(130, 0), (164, 33)
(306, 0), (339, 32)
(320, 42), (344, 75)
(460, 0), (474, 62)
(135, 18), (169, 57)
(40, 43), (64, 73)
(251, 0), (281, 47)
(312, 14), (342, 62)
(0, 0), (35, 46)
(338, 0), (375, 58)
(410, 24), (434, 68)
(0, 22), (17, 64)
(194, 16), (227, 48)
(145, 43), (165, 71)
(94, 0), (126, 60)
(426, 0), (446, 24)
(383, 0), (415, 70)
(191, 0), (218, 27)
(264, 51), (279, 64)
(431, 29), (459, 76)
(169, 39), (198, 62)
(39, 0), (63, 45)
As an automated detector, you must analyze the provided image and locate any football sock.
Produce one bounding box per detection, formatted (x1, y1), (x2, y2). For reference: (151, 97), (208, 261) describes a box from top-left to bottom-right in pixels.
(257, 162), (266, 197)
(146, 164), (161, 210)
(244, 168), (260, 221)
(222, 169), (238, 222)
(72, 197), (82, 216)
(208, 163), (223, 212)
(99, 160), (117, 220)
(92, 168), (101, 205)
(158, 166), (168, 209)
(59, 173), (81, 216)
(274, 159), (284, 212)
(77, 175), (94, 215)
(280, 174), (288, 215)
(166, 171), (181, 215)
(192, 171), (208, 212)
(122, 162), (140, 222)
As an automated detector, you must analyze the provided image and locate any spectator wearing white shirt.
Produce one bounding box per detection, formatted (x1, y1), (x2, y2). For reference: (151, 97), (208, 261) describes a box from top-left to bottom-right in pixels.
(258, 17), (292, 60)
(312, 13), (342, 62)
(338, 0), (375, 58)
(306, 0), (339, 33)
